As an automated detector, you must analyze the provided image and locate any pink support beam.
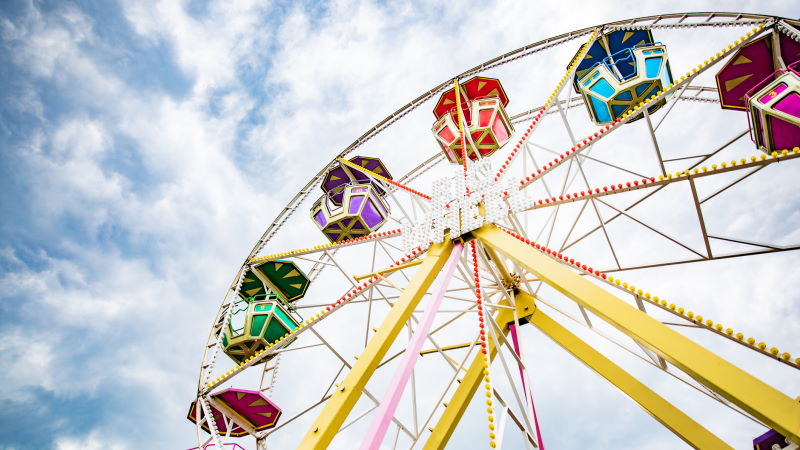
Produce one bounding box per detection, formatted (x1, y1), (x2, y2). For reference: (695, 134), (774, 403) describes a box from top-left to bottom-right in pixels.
(509, 324), (545, 450)
(359, 242), (465, 450)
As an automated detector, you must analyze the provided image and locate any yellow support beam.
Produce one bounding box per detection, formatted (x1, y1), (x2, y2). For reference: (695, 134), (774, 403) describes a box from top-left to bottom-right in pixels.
(423, 292), (536, 449)
(337, 157), (393, 186)
(526, 296), (731, 449)
(354, 259), (423, 281)
(475, 224), (800, 442)
(298, 240), (455, 449)
(420, 341), (478, 356)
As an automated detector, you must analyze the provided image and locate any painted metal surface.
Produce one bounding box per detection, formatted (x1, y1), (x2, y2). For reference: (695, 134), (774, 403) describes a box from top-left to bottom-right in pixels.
(299, 240), (455, 449)
(192, 15), (800, 449)
(321, 156), (393, 205)
(312, 155), (393, 242)
(745, 69), (800, 151)
(423, 291), (537, 450)
(716, 34), (800, 110)
(187, 398), (248, 437)
(432, 76), (514, 164)
(360, 243), (465, 449)
(527, 302), (730, 449)
(239, 260), (310, 303)
(571, 29), (655, 89)
(753, 429), (792, 450)
(577, 43), (673, 124)
(509, 324), (545, 450)
(212, 388), (283, 433)
(187, 443), (246, 450)
(475, 224), (800, 443)
(310, 183), (390, 243)
(221, 299), (301, 364)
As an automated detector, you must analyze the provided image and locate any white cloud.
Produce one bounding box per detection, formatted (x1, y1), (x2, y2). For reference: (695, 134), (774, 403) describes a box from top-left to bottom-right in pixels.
(54, 430), (127, 450)
(2, 0), (799, 449)
(123, 0), (272, 96)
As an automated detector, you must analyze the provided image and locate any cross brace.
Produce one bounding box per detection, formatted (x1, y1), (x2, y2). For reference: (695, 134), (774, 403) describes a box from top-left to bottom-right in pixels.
(474, 224), (800, 443)
(298, 240), (455, 449)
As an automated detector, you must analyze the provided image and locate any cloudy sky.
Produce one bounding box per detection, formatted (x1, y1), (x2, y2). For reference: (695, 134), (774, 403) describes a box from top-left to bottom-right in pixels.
(1, 1), (799, 449)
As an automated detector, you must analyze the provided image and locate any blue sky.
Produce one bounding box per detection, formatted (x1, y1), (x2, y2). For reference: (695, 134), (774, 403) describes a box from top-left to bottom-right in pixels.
(1, 1), (799, 449)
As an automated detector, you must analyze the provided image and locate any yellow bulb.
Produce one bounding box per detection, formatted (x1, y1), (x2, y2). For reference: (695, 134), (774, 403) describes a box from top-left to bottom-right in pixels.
(687, 311), (694, 318)
(705, 319), (713, 326)
(677, 307), (684, 314)
(644, 292), (651, 299)
(770, 347), (779, 356)
(668, 303), (675, 310)
(725, 328), (733, 335)
(758, 342), (766, 350)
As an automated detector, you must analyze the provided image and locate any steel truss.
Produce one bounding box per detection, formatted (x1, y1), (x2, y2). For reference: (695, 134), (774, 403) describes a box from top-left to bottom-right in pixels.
(194, 12), (800, 450)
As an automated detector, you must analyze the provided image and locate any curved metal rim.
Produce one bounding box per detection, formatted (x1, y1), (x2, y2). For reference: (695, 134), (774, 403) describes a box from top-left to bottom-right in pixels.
(195, 9), (788, 412)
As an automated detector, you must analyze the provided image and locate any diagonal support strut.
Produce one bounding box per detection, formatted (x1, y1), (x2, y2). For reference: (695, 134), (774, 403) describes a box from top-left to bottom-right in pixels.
(475, 224), (800, 443)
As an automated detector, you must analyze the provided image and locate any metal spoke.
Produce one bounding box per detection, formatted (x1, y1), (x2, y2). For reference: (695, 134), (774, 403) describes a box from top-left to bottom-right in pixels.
(194, 14), (799, 449)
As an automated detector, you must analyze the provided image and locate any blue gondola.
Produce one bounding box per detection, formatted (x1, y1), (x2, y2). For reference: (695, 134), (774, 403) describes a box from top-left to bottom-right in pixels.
(576, 43), (673, 124)
(571, 29), (655, 90)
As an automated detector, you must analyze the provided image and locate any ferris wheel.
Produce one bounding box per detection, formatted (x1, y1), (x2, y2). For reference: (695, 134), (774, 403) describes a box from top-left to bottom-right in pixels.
(189, 12), (800, 450)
